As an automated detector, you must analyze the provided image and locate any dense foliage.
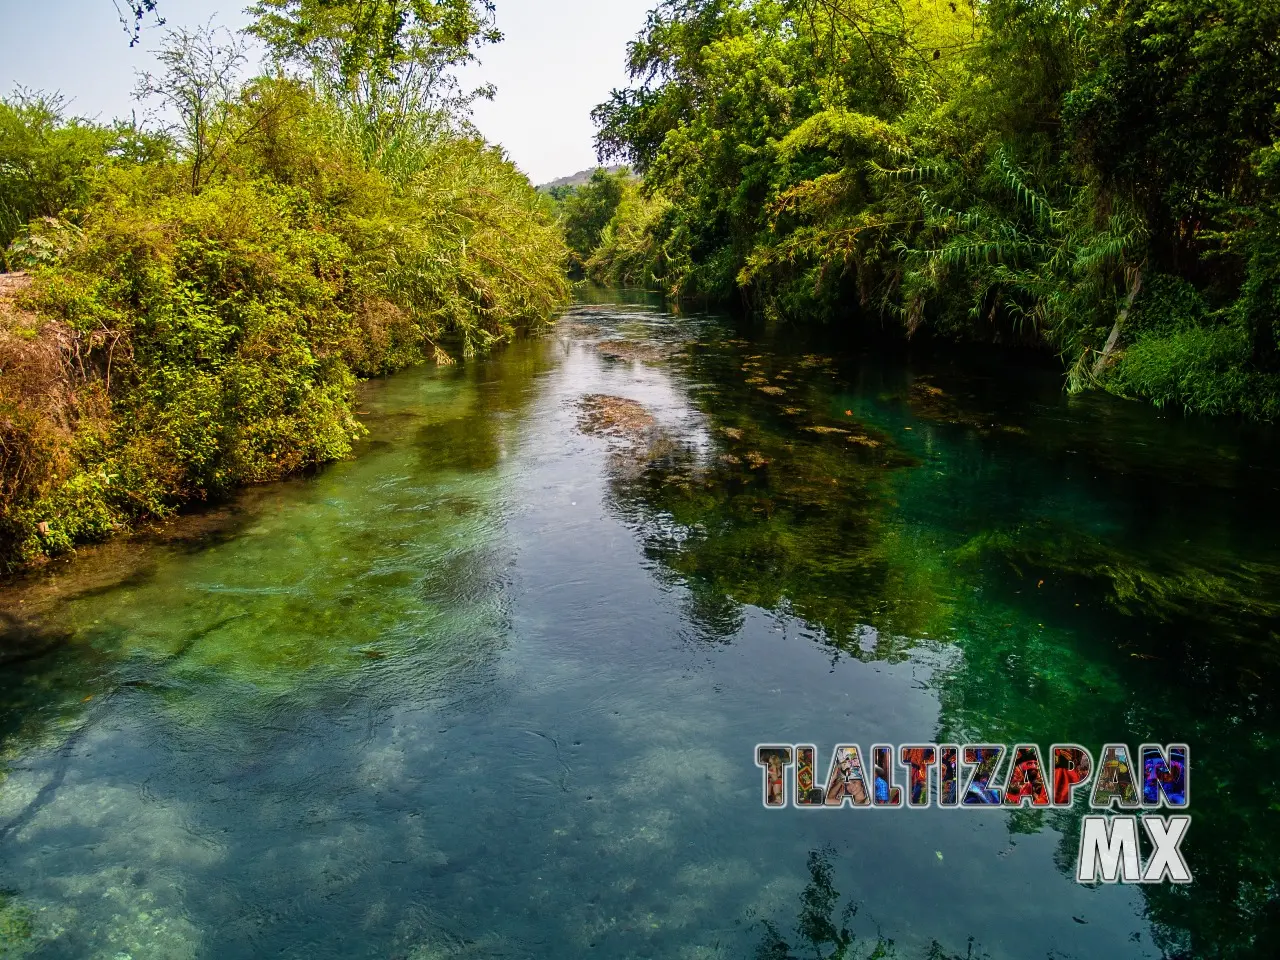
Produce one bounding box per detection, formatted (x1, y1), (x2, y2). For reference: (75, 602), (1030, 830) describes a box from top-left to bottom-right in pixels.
(549, 166), (631, 270)
(0, 7), (567, 569)
(589, 0), (1280, 419)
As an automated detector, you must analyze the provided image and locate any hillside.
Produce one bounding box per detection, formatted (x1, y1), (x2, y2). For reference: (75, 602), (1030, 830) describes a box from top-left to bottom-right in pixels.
(537, 165), (626, 192)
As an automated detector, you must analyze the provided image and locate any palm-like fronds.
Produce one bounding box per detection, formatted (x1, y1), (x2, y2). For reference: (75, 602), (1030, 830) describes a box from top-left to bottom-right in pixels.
(904, 144), (1148, 377)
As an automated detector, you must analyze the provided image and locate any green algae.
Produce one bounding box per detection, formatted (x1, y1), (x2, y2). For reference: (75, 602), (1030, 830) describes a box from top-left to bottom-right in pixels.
(0, 891), (34, 959)
(956, 520), (1280, 630)
(2, 350), (552, 703)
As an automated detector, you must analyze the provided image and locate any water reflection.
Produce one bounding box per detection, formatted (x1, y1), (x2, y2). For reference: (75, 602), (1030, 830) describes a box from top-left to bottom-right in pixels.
(0, 289), (1277, 958)
(590, 298), (1280, 958)
(754, 847), (987, 960)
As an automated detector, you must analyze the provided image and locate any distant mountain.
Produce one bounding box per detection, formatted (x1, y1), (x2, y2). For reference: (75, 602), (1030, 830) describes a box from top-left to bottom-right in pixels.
(537, 165), (628, 192)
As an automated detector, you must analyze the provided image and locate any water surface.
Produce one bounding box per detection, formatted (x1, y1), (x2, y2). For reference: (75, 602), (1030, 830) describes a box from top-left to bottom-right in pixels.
(2, 287), (1279, 959)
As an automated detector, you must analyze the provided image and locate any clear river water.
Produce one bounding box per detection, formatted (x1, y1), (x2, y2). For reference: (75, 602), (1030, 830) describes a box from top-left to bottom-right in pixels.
(1, 287), (1279, 959)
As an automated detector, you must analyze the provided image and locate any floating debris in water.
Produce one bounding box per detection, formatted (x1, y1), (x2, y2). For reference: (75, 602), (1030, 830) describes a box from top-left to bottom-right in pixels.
(804, 426), (850, 436)
(577, 395), (656, 439)
(595, 340), (677, 363)
(797, 354), (834, 369)
(556, 320), (602, 338)
(907, 379), (1008, 433)
(758, 385), (786, 396)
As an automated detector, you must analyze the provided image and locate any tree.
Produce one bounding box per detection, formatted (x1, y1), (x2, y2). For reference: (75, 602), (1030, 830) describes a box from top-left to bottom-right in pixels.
(588, 0), (1280, 418)
(133, 22), (248, 193)
(559, 168), (630, 269)
(247, 0), (501, 126)
(0, 91), (166, 268)
(116, 1), (164, 45)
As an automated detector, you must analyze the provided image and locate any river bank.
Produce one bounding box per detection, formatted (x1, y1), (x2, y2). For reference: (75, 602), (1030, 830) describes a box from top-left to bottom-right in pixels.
(0, 102), (568, 573)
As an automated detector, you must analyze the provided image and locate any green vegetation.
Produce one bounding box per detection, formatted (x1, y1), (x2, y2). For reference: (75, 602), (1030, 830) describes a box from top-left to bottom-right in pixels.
(587, 0), (1280, 419)
(0, 889), (35, 957)
(0, 3), (567, 570)
(543, 165), (634, 272)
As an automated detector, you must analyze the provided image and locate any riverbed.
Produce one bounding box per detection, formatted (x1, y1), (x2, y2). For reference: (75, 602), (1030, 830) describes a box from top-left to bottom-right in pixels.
(1, 287), (1278, 958)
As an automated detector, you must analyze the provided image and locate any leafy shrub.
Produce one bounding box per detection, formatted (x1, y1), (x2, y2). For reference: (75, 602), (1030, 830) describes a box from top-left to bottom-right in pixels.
(586, 0), (1280, 421)
(0, 91), (166, 270)
(0, 77), (566, 569)
(1108, 323), (1280, 420)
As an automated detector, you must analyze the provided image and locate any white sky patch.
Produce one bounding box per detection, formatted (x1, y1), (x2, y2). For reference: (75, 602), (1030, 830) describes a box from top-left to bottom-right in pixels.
(1, 0), (655, 185)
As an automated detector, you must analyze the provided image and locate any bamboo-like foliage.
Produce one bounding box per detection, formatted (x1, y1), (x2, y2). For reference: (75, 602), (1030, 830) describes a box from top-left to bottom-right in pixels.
(904, 148), (1147, 386)
(588, 0), (1280, 419)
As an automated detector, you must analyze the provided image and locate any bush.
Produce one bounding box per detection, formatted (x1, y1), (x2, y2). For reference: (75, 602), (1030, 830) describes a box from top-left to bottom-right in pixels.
(0, 91), (167, 270)
(555, 167), (631, 271)
(1108, 322), (1280, 419)
(0, 79), (567, 569)
(586, 182), (677, 291)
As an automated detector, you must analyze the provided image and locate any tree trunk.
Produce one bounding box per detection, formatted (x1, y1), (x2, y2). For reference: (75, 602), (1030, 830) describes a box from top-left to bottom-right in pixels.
(1093, 265), (1143, 378)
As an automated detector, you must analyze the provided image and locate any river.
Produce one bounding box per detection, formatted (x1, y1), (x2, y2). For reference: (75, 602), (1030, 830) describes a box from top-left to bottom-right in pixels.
(1, 287), (1278, 959)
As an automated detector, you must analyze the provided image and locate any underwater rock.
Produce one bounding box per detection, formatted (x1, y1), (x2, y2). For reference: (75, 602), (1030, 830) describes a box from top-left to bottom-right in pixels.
(577, 395), (693, 483)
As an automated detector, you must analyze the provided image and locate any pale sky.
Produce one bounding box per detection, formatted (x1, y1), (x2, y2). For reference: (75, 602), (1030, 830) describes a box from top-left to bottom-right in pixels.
(0, 0), (654, 184)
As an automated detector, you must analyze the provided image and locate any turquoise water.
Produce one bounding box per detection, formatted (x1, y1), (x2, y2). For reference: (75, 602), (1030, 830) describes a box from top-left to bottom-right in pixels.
(1, 288), (1278, 958)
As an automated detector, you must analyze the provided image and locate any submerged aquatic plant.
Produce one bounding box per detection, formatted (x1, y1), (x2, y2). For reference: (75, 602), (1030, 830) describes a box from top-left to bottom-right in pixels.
(0, 889), (34, 957)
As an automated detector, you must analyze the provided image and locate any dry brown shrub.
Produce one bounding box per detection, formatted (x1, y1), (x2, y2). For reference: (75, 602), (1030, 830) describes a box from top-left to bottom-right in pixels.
(0, 273), (108, 519)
